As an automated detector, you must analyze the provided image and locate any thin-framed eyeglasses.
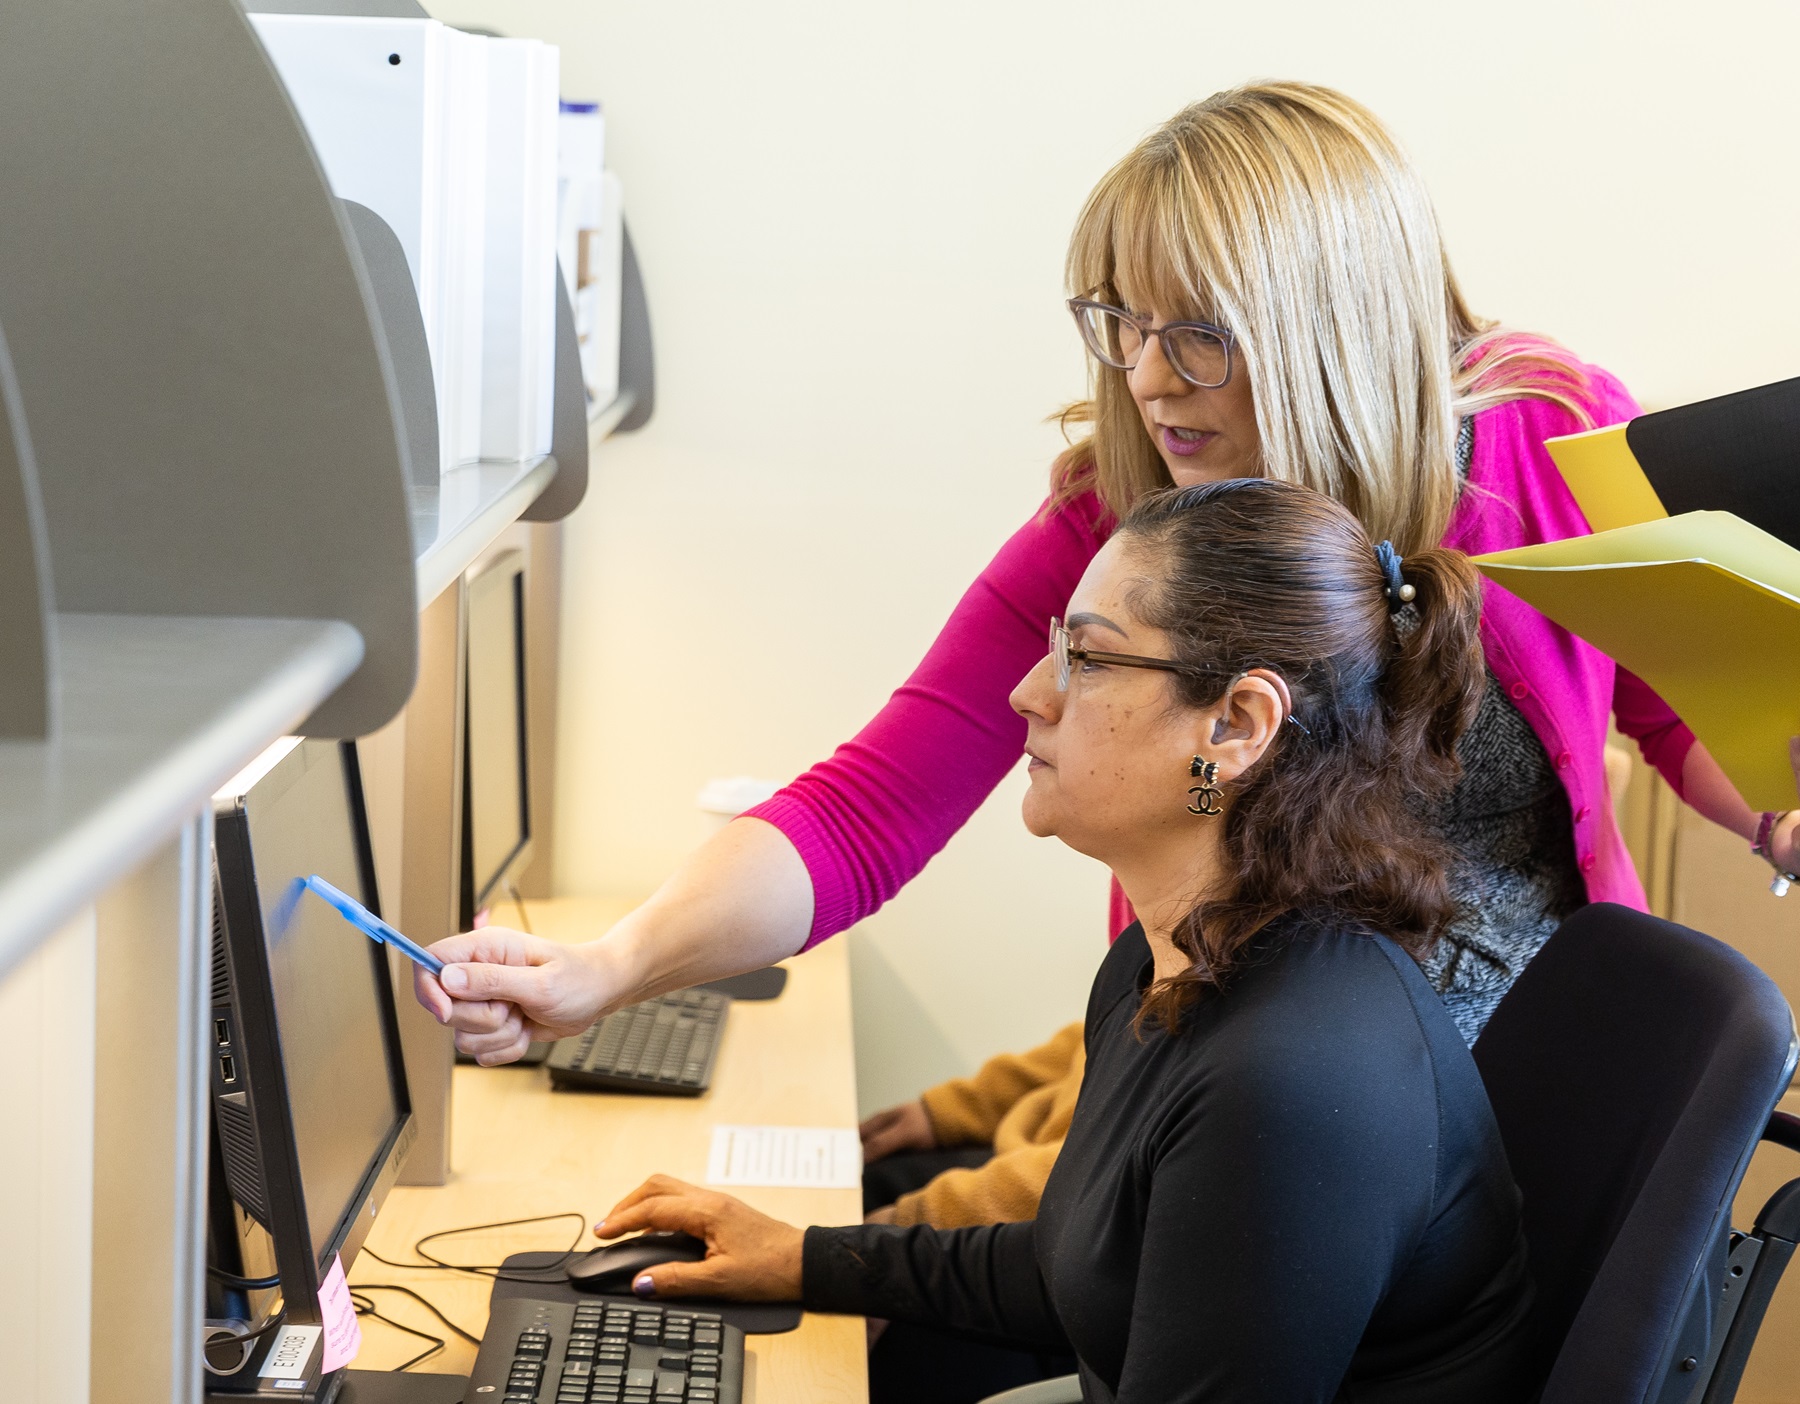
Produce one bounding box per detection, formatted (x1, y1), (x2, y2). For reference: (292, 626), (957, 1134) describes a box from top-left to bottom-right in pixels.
(1067, 298), (1236, 389)
(1048, 617), (1313, 736)
(1050, 616), (1216, 693)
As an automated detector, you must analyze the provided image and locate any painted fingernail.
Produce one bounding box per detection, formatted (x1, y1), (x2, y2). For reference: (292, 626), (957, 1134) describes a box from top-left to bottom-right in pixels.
(593, 1221), (607, 1236)
(632, 1273), (655, 1298)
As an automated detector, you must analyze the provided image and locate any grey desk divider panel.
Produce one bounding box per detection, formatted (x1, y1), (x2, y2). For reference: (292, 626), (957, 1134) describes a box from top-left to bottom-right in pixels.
(521, 264), (591, 523)
(618, 221), (657, 433)
(0, 323), (55, 740)
(344, 201), (441, 491)
(0, 0), (418, 739)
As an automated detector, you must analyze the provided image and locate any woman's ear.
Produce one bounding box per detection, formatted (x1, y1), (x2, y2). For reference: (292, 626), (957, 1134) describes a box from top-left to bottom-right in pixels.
(1204, 671), (1289, 779)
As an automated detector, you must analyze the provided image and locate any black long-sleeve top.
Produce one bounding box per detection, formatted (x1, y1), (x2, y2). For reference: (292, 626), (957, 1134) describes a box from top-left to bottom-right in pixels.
(803, 920), (1535, 1403)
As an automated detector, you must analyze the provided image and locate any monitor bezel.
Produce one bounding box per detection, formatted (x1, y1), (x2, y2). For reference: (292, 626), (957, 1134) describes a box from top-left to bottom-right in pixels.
(211, 738), (416, 1336)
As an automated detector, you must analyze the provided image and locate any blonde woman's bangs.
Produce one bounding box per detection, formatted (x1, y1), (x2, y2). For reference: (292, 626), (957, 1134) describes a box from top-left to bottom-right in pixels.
(1068, 141), (1227, 326)
(1054, 82), (1592, 552)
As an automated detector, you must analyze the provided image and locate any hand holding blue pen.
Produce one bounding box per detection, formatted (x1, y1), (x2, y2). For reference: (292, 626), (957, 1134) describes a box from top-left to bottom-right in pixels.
(303, 874), (445, 976)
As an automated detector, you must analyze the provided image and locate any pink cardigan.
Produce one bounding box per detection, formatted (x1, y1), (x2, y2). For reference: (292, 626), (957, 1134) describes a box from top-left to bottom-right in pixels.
(747, 363), (1696, 948)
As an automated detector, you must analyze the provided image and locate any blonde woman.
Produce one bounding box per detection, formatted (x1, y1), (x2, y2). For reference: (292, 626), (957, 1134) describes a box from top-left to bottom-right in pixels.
(425, 83), (1795, 1066)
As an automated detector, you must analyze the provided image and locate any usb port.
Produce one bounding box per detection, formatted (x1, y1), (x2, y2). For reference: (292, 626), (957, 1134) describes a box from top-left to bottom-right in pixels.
(219, 1055), (236, 1084)
(214, 1018), (229, 1046)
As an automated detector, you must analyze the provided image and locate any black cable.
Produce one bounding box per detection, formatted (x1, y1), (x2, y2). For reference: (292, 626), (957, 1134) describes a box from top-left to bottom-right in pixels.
(208, 1265), (281, 1291)
(351, 1284), (480, 1345)
(201, 1309), (289, 1378)
(359, 1210), (588, 1284)
(350, 1291), (445, 1373)
(219, 1310), (288, 1347)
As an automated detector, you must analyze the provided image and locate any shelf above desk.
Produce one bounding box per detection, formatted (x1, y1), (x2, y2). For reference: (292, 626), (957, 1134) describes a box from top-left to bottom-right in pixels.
(411, 390), (634, 606)
(0, 613), (364, 981)
(413, 455), (558, 607)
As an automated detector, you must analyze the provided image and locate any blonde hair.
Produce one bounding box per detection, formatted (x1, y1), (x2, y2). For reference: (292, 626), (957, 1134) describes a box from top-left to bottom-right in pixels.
(1055, 81), (1590, 553)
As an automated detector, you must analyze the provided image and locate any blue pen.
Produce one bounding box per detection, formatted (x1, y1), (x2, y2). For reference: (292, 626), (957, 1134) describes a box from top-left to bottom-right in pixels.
(303, 874), (445, 976)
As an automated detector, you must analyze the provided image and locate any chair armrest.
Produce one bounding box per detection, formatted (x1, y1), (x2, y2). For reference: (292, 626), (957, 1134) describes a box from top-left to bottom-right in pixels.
(979, 1376), (1084, 1404)
(1765, 1110), (1800, 1155)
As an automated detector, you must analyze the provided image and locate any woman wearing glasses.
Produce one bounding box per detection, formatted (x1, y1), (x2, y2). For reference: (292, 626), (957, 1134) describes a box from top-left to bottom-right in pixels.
(423, 83), (1794, 1064)
(581, 479), (1537, 1404)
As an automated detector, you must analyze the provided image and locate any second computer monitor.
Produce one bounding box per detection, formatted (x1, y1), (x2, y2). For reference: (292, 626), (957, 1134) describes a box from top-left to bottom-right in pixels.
(462, 547), (532, 927)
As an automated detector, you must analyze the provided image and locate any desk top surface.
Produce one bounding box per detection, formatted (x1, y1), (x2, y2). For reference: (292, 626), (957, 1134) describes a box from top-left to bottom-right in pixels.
(347, 896), (867, 1403)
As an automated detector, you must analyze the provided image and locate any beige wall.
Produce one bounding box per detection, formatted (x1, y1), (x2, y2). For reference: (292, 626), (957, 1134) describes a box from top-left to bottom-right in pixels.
(425, 0), (1800, 1109)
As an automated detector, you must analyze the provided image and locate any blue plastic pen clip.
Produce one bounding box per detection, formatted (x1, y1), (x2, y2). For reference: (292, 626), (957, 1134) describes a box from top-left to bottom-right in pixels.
(302, 874), (444, 976)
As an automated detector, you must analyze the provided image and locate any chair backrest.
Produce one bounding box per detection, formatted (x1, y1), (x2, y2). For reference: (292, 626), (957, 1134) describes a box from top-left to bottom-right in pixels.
(1473, 903), (1796, 1404)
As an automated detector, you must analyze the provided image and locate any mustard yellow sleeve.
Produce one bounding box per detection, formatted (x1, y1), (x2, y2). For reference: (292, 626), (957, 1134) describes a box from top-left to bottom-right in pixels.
(918, 1021), (1085, 1146)
(889, 1138), (1065, 1229)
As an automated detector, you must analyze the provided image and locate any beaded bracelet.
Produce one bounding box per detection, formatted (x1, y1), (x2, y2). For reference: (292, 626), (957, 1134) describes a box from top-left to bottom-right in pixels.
(1753, 811), (1799, 898)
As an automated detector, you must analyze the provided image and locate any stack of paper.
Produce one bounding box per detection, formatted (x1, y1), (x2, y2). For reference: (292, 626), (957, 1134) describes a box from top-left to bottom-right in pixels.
(440, 27), (489, 468)
(251, 15), (561, 475)
(1477, 520), (1800, 811)
(480, 38), (559, 461)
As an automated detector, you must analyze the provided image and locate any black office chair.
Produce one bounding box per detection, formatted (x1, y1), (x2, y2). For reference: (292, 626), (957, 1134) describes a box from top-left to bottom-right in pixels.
(982, 903), (1800, 1404)
(1473, 902), (1800, 1404)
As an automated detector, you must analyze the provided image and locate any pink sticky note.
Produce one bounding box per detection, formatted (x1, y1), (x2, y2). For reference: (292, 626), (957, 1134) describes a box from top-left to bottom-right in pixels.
(318, 1253), (363, 1373)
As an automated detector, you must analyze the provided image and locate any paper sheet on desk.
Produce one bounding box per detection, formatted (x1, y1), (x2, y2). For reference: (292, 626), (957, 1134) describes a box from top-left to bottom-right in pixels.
(1474, 511), (1800, 810)
(706, 1125), (862, 1188)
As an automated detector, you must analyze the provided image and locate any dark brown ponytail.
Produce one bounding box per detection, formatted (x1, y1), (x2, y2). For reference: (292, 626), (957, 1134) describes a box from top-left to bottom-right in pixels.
(1377, 546), (1486, 807)
(1116, 479), (1486, 1031)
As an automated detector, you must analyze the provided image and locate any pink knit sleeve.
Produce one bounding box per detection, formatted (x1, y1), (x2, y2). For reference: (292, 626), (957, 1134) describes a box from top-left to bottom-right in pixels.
(743, 493), (1112, 948)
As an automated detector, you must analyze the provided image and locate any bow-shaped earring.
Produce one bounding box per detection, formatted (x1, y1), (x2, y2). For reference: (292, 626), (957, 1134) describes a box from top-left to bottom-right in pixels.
(1187, 757), (1223, 816)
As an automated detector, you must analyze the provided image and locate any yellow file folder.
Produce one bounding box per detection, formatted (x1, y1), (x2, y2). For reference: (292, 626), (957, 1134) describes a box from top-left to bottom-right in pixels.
(1475, 512), (1800, 810)
(1543, 423), (1669, 534)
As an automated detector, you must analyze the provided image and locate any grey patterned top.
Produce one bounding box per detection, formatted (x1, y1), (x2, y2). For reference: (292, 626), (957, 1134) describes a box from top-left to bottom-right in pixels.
(1416, 415), (1586, 1044)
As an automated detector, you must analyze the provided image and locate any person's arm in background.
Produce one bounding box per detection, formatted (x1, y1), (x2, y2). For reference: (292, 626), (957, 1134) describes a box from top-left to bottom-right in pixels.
(1615, 667), (1800, 873)
(864, 1020), (1084, 1158)
(416, 495), (1112, 1062)
(888, 1139), (1068, 1228)
(864, 1022), (1085, 1226)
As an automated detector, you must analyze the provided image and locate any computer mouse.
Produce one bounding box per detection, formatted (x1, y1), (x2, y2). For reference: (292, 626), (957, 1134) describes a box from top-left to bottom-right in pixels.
(566, 1230), (709, 1294)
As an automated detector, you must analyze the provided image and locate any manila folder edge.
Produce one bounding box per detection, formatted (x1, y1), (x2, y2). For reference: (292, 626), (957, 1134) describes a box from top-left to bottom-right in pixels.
(1475, 512), (1800, 811)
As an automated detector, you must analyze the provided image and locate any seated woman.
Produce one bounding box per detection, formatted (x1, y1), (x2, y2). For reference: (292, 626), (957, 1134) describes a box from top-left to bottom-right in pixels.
(589, 478), (1537, 1404)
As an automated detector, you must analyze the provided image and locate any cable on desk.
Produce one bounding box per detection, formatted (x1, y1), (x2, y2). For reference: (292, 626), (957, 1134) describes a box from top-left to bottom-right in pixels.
(350, 1289), (446, 1372)
(351, 1283), (480, 1345)
(360, 1210), (589, 1284)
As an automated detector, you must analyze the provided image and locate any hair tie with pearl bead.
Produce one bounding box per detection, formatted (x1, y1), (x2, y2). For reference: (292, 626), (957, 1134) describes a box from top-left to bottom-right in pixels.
(1374, 540), (1414, 612)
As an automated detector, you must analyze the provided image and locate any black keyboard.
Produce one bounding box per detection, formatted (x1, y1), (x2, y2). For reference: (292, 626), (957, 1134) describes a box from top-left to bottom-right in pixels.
(546, 990), (729, 1096)
(467, 1296), (743, 1404)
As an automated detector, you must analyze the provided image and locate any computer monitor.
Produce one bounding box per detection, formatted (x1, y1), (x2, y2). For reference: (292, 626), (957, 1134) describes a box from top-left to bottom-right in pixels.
(460, 547), (532, 927)
(204, 737), (415, 1398)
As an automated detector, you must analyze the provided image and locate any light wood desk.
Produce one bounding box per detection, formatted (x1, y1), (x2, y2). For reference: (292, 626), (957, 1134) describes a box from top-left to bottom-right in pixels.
(346, 896), (868, 1403)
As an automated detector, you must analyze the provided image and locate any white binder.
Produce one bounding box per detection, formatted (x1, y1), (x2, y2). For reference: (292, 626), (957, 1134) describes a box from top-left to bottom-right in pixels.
(478, 38), (558, 461)
(251, 14), (457, 474)
(440, 26), (488, 467)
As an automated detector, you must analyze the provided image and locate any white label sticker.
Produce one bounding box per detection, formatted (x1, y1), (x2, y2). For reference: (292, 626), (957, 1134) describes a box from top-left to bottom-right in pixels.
(257, 1325), (322, 1380)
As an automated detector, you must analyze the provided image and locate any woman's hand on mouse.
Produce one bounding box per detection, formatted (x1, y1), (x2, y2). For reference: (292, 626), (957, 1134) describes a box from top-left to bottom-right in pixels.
(413, 927), (622, 1064)
(597, 1175), (804, 1301)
